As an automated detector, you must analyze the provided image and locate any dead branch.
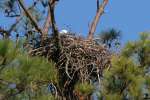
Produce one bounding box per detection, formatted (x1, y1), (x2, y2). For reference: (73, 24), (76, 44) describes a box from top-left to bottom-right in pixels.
(42, 0), (58, 38)
(48, 0), (59, 37)
(96, 0), (100, 12)
(8, 0), (42, 36)
(43, 10), (51, 37)
(88, 0), (109, 40)
(48, 0), (61, 62)
(18, 0), (43, 35)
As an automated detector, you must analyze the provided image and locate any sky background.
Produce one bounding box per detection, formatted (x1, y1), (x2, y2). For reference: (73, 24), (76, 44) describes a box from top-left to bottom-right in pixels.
(0, 0), (150, 44)
(55, 0), (150, 43)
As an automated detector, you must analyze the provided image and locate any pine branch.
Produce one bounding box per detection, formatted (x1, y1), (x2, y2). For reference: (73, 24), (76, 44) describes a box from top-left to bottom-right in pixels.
(88, 0), (109, 40)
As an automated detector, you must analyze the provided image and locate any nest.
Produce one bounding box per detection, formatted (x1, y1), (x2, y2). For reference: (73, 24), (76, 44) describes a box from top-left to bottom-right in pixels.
(27, 33), (111, 84)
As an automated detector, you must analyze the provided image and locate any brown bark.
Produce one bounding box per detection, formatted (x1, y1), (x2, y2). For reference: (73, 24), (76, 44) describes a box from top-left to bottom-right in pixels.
(42, 0), (58, 38)
(88, 0), (109, 40)
(48, 0), (61, 63)
(42, 11), (51, 37)
(48, 0), (59, 40)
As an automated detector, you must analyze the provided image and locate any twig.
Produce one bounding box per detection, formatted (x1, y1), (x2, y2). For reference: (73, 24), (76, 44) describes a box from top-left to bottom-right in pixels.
(65, 53), (73, 79)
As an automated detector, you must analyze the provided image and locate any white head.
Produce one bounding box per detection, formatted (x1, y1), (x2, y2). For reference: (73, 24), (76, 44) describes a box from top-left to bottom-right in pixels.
(59, 29), (68, 34)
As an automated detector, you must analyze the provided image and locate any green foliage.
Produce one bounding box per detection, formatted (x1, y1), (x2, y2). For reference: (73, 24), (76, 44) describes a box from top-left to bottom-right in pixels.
(0, 40), (18, 62)
(100, 33), (150, 99)
(1, 56), (58, 83)
(0, 32), (149, 99)
(145, 76), (150, 85)
(104, 93), (122, 100)
(98, 28), (121, 48)
(122, 32), (150, 67)
(102, 56), (145, 99)
(75, 82), (94, 95)
(0, 40), (57, 99)
(33, 94), (56, 100)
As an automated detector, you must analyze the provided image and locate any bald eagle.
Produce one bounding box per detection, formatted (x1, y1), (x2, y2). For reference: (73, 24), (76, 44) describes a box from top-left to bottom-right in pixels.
(59, 29), (68, 34)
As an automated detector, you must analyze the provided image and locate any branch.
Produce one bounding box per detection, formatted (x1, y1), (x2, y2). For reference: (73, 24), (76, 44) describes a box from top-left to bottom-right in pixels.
(18, 0), (43, 35)
(48, 0), (61, 62)
(43, 10), (51, 37)
(48, 0), (59, 39)
(88, 0), (109, 40)
(8, 0), (41, 34)
(0, 1), (41, 39)
(42, 0), (58, 37)
(96, 0), (99, 12)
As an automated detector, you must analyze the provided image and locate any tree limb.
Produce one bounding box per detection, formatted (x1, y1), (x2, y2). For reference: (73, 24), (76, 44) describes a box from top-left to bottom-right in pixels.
(43, 10), (51, 37)
(42, 0), (58, 37)
(48, 0), (61, 62)
(88, 0), (109, 40)
(18, 0), (43, 35)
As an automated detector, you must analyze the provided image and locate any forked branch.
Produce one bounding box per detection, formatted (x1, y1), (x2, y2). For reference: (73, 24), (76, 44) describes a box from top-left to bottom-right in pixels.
(88, 0), (109, 40)
(42, 0), (58, 37)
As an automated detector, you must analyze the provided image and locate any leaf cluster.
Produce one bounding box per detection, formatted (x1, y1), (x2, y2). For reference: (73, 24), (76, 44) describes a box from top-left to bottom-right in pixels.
(0, 40), (57, 99)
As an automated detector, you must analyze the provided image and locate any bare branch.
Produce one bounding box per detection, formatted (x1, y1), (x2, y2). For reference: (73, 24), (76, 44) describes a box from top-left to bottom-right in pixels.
(88, 0), (109, 40)
(18, 0), (43, 35)
(43, 10), (51, 37)
(96, 0), (99, 12)
(8, 0), (42, 35)
(48, 0), (61, 62)
(42, 0), (58, 37)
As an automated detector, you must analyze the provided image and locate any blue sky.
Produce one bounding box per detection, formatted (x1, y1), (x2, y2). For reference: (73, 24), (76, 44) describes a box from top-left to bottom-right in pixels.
(0, 0), (150, 43)
(55, 0), (150, 42)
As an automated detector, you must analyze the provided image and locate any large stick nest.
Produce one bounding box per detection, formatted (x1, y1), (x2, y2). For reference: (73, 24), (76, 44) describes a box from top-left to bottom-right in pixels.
(27, 33), (111, 83)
